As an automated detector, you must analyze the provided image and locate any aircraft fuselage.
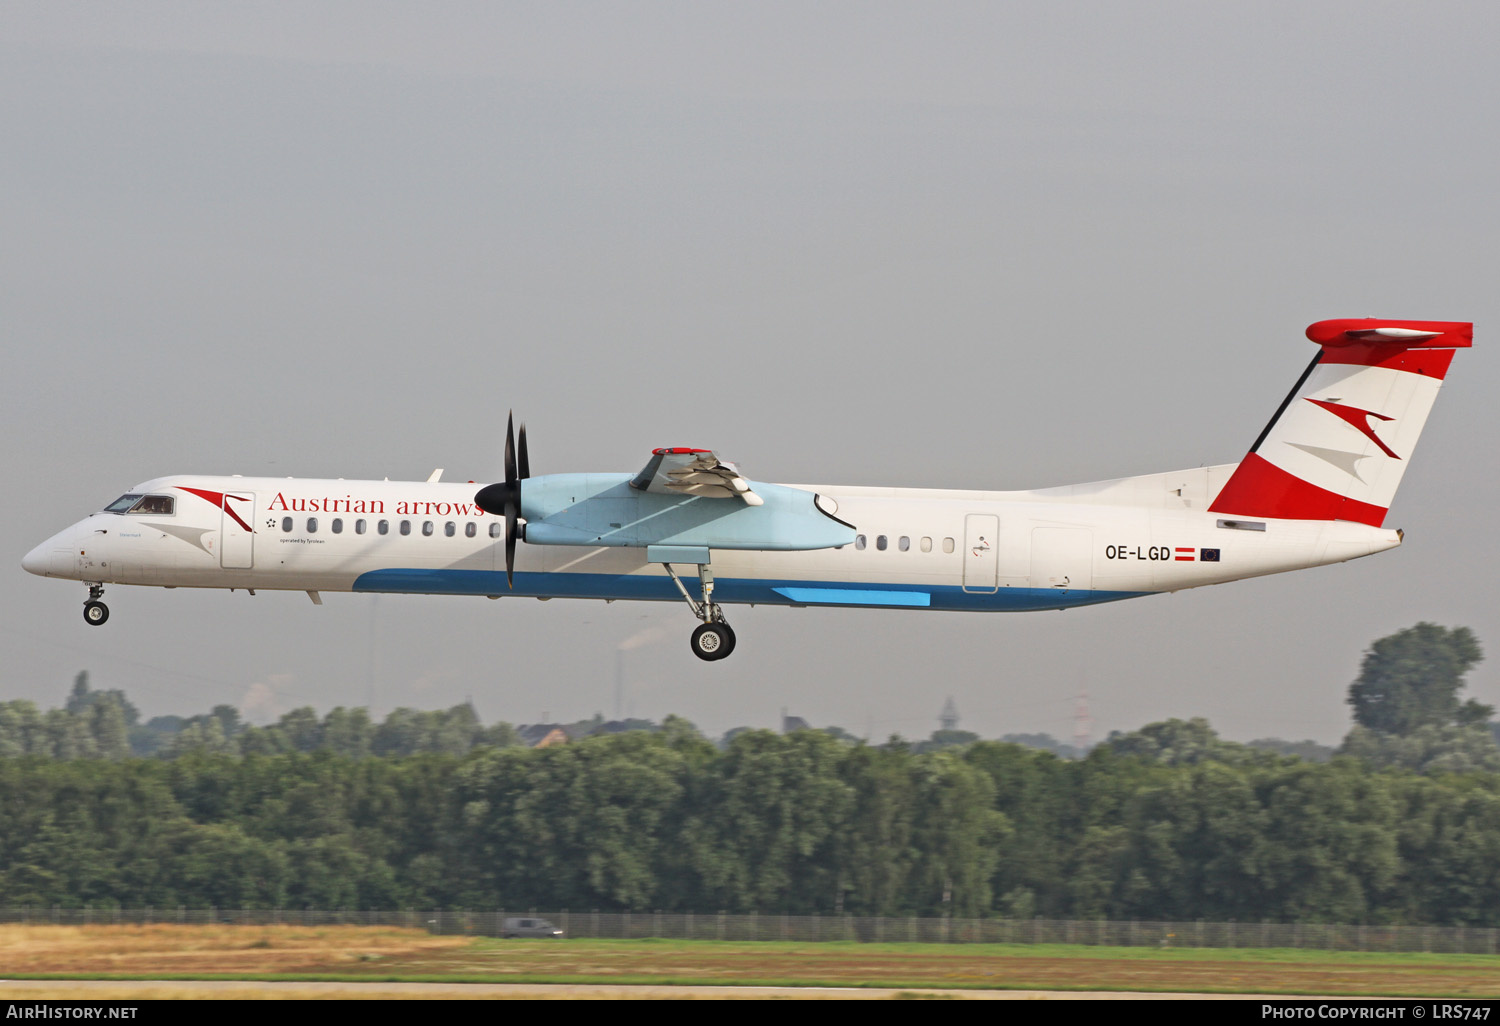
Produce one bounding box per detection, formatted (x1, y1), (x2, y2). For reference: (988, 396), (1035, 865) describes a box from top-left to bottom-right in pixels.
(23, 466), (1400, 613)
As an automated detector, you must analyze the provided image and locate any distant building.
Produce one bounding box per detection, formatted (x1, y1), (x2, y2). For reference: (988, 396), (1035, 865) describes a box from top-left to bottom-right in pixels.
(781, 709), (810, 733)
(532, 728), (569, 748)
(518, 723), (570, 748)
(939, 697), (960, 732)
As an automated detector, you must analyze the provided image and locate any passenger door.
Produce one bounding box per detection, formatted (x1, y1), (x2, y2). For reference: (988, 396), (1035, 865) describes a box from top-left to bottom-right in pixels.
(962, 514), (999, 593)
(220, 492), (255, 569)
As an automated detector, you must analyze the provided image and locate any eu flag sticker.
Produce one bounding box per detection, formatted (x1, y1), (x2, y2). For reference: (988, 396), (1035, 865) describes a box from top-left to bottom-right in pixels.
(1200, 548), (1221, 562)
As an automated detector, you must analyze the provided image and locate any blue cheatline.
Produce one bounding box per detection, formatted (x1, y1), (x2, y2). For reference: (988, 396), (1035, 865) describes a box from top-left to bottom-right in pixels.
(773, 587), (930, 607)
(351, 568), (1149, 612)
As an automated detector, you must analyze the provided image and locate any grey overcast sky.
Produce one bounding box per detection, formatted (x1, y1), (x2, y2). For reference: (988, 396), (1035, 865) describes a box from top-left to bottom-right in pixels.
(3, 2), (1496, 744)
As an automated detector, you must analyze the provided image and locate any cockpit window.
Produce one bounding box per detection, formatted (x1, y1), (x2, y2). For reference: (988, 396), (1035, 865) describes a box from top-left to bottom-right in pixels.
(131, 495), (175, 515)
(104, 494), (174, 515)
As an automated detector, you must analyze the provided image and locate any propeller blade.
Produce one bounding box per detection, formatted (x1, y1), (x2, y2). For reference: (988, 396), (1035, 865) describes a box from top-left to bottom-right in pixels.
(504, 412), (517, 488)
(475, 410), (529, 586)
(505, 509), (518, 589)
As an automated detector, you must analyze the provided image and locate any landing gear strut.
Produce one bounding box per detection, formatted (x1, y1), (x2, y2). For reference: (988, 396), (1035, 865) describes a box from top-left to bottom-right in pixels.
(83, 584), (109, 626)
(662, 562), (737, 661)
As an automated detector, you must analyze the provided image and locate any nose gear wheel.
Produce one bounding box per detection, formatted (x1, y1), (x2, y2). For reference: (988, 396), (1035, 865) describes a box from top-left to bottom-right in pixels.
(83, 585), (109, 626)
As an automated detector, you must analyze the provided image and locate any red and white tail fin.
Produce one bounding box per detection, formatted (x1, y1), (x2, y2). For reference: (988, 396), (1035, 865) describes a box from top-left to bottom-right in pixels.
(1208, 319), (1472, 527)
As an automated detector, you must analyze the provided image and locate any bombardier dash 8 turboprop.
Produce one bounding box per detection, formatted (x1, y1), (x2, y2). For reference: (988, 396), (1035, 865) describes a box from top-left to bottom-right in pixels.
(23, 318), (1471, 660)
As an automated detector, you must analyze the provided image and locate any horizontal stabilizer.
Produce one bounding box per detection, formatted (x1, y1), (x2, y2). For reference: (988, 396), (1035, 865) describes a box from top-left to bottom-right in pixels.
(1306, 318), (1472, 348)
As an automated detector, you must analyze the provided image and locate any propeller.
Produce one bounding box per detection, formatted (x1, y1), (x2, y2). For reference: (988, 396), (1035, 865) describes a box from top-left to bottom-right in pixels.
(474, 412), (530, 587)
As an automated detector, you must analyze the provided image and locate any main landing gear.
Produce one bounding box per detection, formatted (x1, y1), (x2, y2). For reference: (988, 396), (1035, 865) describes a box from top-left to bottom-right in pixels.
(662, 562), (737, 661)
(83, 584), (109, 626)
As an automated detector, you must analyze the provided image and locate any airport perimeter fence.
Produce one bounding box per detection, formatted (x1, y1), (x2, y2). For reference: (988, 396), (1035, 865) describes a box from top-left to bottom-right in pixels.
(3, 906), (1499, 955)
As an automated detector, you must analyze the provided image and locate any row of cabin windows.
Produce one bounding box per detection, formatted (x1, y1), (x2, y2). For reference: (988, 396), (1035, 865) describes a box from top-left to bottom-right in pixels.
(276, 518), (955, 553)
(854, 534), (955, 554)
(281, 517), (503, 539)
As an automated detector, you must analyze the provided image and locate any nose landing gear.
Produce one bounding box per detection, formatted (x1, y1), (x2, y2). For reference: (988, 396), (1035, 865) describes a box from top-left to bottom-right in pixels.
(662, 562), (737, 661)
(83, 584), (109, 626)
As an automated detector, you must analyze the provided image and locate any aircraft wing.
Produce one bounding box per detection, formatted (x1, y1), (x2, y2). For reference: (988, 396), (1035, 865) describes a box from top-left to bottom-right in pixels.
(629, 448), (765, 506)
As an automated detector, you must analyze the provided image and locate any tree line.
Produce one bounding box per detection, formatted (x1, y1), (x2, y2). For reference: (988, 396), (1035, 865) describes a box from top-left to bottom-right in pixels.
(0, 675), (525, 760)
(5, 717), (1500, 922)
(1, 622), (1493, 923)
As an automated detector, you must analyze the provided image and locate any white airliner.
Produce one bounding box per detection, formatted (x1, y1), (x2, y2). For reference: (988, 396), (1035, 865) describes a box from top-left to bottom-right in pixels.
(23, 318), (1470, 660)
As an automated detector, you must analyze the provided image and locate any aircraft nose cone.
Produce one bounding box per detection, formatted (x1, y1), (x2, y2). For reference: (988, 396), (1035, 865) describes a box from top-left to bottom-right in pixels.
(22, 542), (51, 576)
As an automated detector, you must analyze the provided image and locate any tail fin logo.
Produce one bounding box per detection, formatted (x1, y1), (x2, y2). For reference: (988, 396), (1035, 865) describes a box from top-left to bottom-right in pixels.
(1304, 398), (1401, 460)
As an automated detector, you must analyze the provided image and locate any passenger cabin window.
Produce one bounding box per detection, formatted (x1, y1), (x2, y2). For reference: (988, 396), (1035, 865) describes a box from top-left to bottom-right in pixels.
(920, 537), (932, 552)
(400, 520), (411, 536)
(422, 521), (434, 537)
(355, 519), (366, 535)
(942, 537), (955, 553)
(378, 520), (389, 535)
(490, 523), (502, 538)
(331, 518), (343, 534)
(855, 534), (867, 550)
(307, 518), (318, 533)
(445, 522), (456, 537)
(465, 522), (476, 538)
(282, 517), (293, 533)
(899, 536), (910, 552)
(876, 535), (888, 551)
